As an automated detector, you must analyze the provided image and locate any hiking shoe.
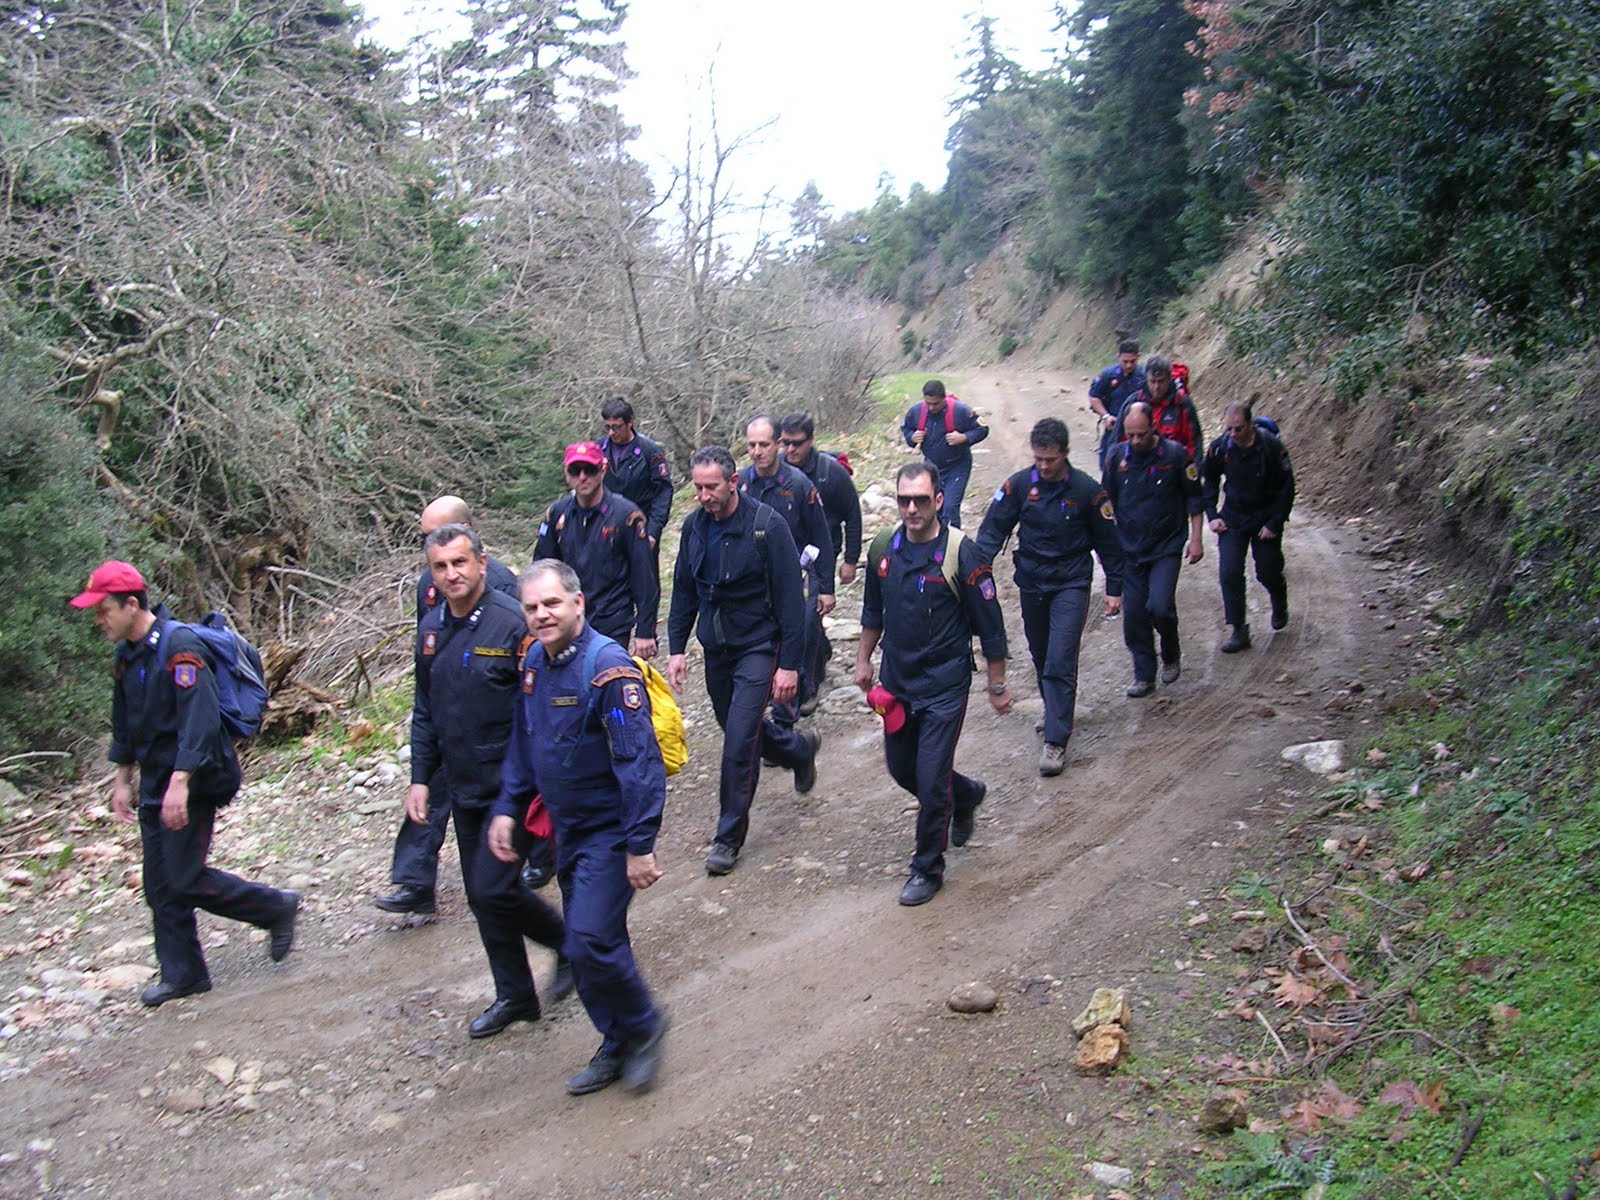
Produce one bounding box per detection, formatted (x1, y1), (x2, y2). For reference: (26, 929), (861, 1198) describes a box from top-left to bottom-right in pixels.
(374, 885), (436, 915)
(140, 977), (212, 1007)
(1270, 600), (1289, 631)
(566, 1048), (623, 1096)
(468, 995), (540, 1039)
(621, 1012), (670, 1094)
(798, 692), (822, 718)
(268, 891), (300, 962)
(1039, 742), (1067, 777)
(1161, 658), (1181, 685)
(898, 872), (942, 906)
(1125, 679), (1155, 698)
(705, 842), (739, 876)
(951, 781), (986, 847)
(793, 728), (822, 795)
(549, 957), (576, 1003)
(1220, 625), (1252, 654)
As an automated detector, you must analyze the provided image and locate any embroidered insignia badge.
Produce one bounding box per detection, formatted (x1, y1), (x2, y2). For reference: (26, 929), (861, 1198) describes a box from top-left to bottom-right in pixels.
(423, 631), (438, 656)
(622, 681), (644, 710)
(174, 664), (197, 689)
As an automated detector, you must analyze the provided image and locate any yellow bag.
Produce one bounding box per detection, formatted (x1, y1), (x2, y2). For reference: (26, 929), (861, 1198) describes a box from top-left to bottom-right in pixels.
(633, 656), (688, 776)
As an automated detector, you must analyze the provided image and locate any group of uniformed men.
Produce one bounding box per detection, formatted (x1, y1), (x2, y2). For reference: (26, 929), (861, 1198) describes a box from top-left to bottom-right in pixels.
(74, 352), (1294, 1096)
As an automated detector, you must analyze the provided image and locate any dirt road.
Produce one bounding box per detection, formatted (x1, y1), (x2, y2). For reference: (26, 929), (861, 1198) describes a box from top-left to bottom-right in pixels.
(2, 364), (1414, 1199)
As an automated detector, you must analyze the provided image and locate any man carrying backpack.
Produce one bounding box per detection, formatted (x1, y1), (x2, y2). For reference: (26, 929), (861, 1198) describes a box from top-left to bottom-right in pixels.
(900, 379), (989, 528)
(1201, 402), (1296, 653)
(1089, 339), (1146, 472)
(71, 561), (299, 1007)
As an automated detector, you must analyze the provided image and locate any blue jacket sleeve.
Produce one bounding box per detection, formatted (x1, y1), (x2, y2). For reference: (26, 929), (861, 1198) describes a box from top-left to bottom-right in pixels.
(800, 484), (836, 595)
(1201, 439), (1225, 522)
(1088, 483), (1125, 597)
(667, 516), (698, 655)
(596, 661), (667, 856)
(645, 447), (674, 543)
(409, 622), (440, 786)
(901, 405), (919, 449)
(957, 403), (989, 447)
(975, 475), (1021, 561)
(165, 628), (224, 774)
(762, 514), (805, 671)
(626, 507), (660, 639)
(493, 660), (541, 821)
(958, 539), (1008, 663)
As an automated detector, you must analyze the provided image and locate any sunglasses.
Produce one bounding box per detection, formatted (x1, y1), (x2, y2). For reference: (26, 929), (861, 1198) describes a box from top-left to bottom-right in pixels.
(896, 494), (935, 508)
(566, 463), (600, 477)
(780, 437), (809, 448)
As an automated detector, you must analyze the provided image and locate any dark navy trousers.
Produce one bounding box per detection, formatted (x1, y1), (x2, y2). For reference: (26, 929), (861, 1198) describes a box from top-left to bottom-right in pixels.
(1020, 585), (1091, 746)
(1122, 555), (1183, 684)
(139, 801), (286, 986)
(703, 647), (811, 851)
(938, 461), (972, 529)
(557, 828), (660, 1053)
(1217, 526), (1286, 628)
(389, 773), (450, 889)
(883, 686), (985, 881)
(452, 804), (565, 1003)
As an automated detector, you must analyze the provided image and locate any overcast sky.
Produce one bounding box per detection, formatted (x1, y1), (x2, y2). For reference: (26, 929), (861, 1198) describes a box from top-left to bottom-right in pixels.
(360, 1), (1061, 229)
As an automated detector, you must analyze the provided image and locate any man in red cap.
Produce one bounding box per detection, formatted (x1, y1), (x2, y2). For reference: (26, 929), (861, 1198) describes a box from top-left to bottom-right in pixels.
(72, 561), (299, 1006)
(534, 443), (659, 658)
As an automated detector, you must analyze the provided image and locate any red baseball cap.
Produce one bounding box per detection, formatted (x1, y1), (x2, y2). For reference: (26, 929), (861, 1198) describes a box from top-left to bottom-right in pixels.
(70, 560), (147, 608)
(866, 684), (907, 735)
(564, 441), (605, 469)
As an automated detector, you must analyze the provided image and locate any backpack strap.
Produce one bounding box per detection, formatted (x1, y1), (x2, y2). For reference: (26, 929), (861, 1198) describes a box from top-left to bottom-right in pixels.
(940, 527), (967, 591)
(562, 633), (617, 768)
(869, 526), (894, 567)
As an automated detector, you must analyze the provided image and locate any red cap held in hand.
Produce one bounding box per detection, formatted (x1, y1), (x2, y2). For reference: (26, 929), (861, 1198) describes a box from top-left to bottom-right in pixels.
(866, 685), (906, 735)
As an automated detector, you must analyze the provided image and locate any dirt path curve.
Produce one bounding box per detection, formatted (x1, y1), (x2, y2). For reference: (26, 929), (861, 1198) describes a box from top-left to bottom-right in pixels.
(8, 364), (1402, 1200)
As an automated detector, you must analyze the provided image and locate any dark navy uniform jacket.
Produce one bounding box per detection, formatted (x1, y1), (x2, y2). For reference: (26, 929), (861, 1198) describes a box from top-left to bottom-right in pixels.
(601, 431), (674, 544)
(1103, 437), (1205, 564)
(534, 489), (659, 643)
(898, 399), (989, 473)
(738, 462), (835, 595)
(493, 625), (665, 857)
(793, 449), (862, 570)
(862, 525), (1008, 699)
(667, 497), (805, 670)
(1088, 362), (1147, 418)
(415, 555), (519, 623)
(110, 607), (240, 804)
(976, 466), (1125, 596)
(410, 588), (525, 808)
(1202, 429), (1296, 536)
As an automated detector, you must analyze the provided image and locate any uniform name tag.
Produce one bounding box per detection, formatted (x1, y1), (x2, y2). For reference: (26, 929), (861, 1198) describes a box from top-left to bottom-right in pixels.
(551, 695), (580, 707)
(473, 647), (513, 658)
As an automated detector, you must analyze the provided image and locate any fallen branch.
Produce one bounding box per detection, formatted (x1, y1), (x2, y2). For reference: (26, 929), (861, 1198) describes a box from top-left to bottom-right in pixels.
(1447, 1103), (1485, 1171)
(1256, 1009), (1294, 1068)
(1283, 899), (1363, 992)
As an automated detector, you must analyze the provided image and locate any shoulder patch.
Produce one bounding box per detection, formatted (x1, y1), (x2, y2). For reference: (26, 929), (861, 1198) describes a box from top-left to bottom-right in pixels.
(169, 652), (205, 689)
(592, 664), (645, 688)
(1099, 500), (1115, 521)
(978, 576), (997, 602)
(621, 680), (644, 710)
(1185, 462), (1199, 481)
(992, 486), (1006, 503)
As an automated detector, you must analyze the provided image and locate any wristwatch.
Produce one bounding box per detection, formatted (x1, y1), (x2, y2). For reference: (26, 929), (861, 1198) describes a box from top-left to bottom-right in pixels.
(987, 681), (1009, 695)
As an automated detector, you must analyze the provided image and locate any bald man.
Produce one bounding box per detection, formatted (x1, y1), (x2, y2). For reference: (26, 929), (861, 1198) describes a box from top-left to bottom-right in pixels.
(375, 496), (522, 916)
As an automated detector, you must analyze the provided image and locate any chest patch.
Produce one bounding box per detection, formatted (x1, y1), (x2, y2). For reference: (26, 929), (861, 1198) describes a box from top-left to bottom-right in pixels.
(425, 584), (437, 607)
(423, 631), (438, 656)
(551, 694), (580, 707)
(523, 669), (536, 693)
(877, 556), (890, 577)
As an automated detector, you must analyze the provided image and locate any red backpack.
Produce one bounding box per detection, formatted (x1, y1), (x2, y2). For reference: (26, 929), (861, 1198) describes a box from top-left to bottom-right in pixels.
(1171, 362), (1190, 394)
(916, 398), (959, 434)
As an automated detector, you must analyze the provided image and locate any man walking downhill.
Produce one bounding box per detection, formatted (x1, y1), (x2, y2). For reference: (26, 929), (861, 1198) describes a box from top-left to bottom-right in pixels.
(72, 561), (298, 1007)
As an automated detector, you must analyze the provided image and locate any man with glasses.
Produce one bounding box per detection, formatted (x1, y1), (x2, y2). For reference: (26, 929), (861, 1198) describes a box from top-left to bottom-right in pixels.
(855, 463), (1011, 906)
(977, 418), (1124, 777)
(667, 446), (821, 877)
(740, 414), (835, 727)
(376, 495), (522, 917)
(781, 412), (862, 710)
(535, 443), (659, 659)
(599, 397), (674, 552)
(1103, 402), (1205, 698)
(1201, 402), (1295, 653)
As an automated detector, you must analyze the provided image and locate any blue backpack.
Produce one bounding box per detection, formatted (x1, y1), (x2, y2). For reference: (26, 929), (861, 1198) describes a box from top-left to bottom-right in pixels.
(160, 612), (270, 740)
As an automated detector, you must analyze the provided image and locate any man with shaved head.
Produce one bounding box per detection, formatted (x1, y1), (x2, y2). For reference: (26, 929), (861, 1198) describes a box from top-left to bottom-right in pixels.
(374, 495), (523, 916)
